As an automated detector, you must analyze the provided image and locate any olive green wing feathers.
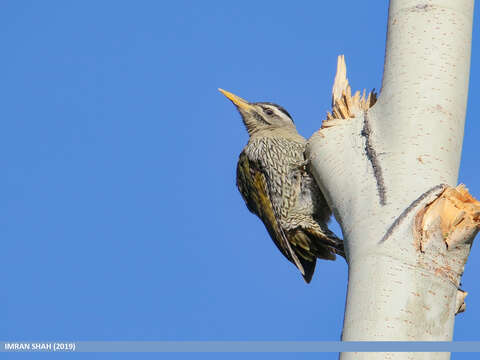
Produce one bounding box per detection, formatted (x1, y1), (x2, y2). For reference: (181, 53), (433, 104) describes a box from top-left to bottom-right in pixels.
(236, 151), (306, 276)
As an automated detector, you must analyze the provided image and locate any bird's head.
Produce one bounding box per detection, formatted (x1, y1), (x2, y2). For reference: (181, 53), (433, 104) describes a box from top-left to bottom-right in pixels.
(219, 88), (295, 136)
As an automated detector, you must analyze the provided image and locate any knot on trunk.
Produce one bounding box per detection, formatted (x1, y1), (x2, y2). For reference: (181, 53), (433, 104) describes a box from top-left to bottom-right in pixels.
(414, 184), (480, 313)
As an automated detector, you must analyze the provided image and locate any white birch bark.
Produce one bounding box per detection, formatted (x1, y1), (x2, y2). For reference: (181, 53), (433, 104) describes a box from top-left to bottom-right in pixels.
(305, 0), (477, 359)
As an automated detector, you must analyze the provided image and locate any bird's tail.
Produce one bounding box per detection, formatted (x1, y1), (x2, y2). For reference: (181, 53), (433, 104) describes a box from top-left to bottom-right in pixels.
(298, 256), (316, 284)
(288, 226), (345, 283)
(322, 228), (345, 258)
(303, 225), (345, 260)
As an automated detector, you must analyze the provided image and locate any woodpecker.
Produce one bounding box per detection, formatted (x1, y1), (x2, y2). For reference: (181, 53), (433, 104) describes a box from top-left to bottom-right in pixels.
(219, 88), (344, 283)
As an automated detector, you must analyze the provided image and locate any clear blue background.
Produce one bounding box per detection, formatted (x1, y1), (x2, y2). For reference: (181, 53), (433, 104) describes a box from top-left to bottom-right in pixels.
(1, 1), (478, 359)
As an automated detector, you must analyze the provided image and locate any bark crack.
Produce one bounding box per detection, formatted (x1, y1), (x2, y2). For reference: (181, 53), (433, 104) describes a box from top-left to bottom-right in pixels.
(379, 184), (447, 244)
(361, 110), (386, 205)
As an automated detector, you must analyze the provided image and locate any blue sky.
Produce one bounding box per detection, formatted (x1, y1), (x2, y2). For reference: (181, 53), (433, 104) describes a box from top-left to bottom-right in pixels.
(1, 1), (478, 359)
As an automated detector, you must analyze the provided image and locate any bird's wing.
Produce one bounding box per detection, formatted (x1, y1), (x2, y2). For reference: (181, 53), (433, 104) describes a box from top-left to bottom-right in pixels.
(236, 151), (305, 275)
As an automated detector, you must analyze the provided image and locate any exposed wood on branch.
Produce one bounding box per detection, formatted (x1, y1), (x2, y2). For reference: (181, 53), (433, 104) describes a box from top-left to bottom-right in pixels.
(415, 184), (480, 252)
(414, 184), (480, 314)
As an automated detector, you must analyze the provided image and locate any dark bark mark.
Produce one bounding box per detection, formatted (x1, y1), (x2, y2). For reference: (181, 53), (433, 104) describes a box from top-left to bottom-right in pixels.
(379, 184), (447, 244)
(412, 4), (432, 12)
(361, 111), (386, 205)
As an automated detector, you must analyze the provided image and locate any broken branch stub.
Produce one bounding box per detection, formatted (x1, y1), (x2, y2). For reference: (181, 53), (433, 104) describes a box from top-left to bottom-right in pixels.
(323, 55), (377, 127)
(415, 184), (480, 314)
(455, 289), (467, 315)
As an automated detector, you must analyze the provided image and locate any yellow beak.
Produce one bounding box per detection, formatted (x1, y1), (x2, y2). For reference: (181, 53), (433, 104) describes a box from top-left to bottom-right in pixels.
(218, 88), (253, 111)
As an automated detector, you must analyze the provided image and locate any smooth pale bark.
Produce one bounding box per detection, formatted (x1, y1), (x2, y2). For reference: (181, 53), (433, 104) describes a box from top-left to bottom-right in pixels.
(306, 1), (475, 359)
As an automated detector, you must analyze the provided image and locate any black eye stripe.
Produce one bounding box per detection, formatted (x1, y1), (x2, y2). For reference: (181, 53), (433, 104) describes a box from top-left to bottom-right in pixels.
(254, 102), (293, 122)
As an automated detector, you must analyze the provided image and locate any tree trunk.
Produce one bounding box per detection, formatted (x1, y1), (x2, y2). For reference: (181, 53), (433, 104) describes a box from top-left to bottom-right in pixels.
(305, 0), (477, 359)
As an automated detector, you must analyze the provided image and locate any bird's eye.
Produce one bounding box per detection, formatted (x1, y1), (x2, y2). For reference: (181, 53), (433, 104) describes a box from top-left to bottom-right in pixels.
(264, 108), (274, 116)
